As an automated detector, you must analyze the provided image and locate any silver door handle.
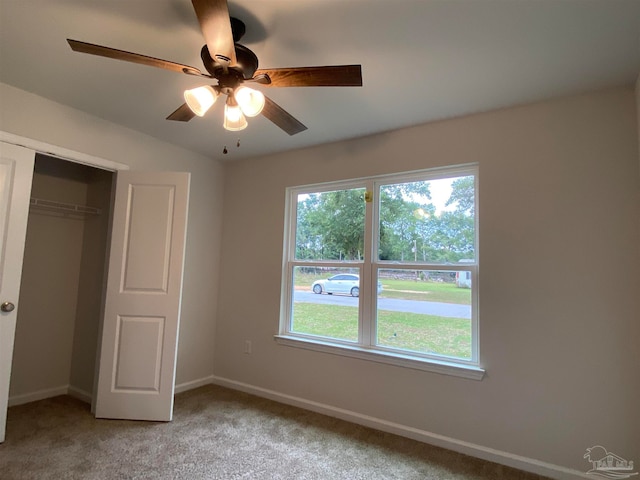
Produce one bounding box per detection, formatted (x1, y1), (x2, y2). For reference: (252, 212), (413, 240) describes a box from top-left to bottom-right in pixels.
(1, 302), (15, 312)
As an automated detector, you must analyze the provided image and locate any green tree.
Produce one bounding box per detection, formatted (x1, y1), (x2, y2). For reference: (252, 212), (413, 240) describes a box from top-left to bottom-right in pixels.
(294, 177), (479, 265)
(296, 194), (322, 259)
(430, 212), (475, 260)
(446, 176), (475, 215)
(435, 175), (475, 261)
(296, 189), (365, 260)
(406, 176), (476, 263)
(379, 181), (431, 261)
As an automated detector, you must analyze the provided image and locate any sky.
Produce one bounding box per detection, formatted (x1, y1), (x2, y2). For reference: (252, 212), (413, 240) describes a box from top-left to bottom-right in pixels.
(428, 178), (454, 215)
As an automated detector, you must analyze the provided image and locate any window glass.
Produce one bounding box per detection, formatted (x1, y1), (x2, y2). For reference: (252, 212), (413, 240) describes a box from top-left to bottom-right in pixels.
(295, 188), (366, 261)
(379, 176), (475, 263)
(290, 266), (360, 342)
(376, 268), (472, 359)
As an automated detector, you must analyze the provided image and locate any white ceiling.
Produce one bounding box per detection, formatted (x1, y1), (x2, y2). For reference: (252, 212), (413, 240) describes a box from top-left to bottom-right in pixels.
(1, 0), (639, 162)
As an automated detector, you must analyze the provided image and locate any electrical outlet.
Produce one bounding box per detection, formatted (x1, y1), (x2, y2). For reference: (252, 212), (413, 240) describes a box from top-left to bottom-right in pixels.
(244, 340), (252, 354)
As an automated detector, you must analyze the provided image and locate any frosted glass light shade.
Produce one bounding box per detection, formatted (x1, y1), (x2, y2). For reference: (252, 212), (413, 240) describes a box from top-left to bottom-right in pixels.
(234, 86), (265, 117)
(184, 86), (218, 117)
(223, 103), (248, 131)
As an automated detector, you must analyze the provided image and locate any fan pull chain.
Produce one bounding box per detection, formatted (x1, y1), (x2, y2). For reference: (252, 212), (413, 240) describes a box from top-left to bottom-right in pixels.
(223, 139), (241, 155)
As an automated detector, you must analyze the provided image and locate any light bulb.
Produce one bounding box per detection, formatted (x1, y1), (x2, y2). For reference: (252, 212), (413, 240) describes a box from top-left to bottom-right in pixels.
(234, 86), (265, 117)
(223, 103), (248, 131)
(184, 86), (218, 117)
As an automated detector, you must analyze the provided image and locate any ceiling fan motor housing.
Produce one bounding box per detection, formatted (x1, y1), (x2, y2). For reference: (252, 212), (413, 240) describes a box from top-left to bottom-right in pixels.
(230, 17), (246, 43)
(200, 44), (258, 83)
(233, 44), (259, 79)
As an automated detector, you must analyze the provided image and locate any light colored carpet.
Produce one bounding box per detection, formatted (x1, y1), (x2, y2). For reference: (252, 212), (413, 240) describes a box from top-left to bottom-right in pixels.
(0, 384), (550, 480)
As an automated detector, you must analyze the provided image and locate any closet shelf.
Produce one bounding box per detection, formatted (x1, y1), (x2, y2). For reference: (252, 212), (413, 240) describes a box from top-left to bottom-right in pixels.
(29, 197), (102, 217)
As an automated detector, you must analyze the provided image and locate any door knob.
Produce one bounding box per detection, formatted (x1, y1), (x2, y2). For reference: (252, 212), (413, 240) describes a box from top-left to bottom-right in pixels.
(1, 302), (15, 312)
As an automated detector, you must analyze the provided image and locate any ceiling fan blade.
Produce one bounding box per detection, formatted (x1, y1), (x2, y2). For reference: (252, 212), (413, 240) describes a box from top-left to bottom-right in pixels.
(253, 65), (362, 87)
(261, 96), (307, 136)
(191, 0), (236, 65)
(166, 103), (196, 122)
(67, 39), (210, 77)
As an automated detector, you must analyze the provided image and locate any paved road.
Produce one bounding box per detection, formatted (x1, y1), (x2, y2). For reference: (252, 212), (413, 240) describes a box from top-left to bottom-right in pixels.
(293, 290), (471, 319)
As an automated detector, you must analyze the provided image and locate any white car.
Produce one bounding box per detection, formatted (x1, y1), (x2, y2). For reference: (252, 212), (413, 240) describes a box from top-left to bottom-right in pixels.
(311, 274), (382, 297)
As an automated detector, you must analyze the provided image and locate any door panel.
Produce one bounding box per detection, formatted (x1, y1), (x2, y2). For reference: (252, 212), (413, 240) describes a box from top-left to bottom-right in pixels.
(0, 142), (34, 443)
(95, 171), (189, 421)
(121, 184), (175, 292)
(113, 315), (165, 392)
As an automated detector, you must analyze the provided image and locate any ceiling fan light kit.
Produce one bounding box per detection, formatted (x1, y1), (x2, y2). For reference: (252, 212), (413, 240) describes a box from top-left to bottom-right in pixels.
(184, 85), (219, 117)
(67, 0), (362, 138)
(182, 84), (263, 131)
(234, 86), (265, 118)
(223, 97), (248, 131)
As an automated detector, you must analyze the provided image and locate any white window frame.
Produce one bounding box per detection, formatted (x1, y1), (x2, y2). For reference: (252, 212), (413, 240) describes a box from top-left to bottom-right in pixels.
(276, 165), (484, 380)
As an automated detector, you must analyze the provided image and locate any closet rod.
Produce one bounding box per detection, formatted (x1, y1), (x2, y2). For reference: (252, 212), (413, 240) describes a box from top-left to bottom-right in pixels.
(29, 197), (101, 216)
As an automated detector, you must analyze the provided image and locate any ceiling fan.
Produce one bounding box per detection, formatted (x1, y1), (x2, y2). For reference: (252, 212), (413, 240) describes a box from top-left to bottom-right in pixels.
(67, 0), (362, 136)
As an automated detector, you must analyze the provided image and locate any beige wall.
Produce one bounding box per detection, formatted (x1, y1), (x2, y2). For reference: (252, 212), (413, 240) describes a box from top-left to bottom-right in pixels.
(0, 82), (224, 388)
(217, 87), (640, 473)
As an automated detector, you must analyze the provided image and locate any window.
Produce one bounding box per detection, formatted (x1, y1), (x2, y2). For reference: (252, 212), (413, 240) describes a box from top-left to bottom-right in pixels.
(277, 165), (483, 379)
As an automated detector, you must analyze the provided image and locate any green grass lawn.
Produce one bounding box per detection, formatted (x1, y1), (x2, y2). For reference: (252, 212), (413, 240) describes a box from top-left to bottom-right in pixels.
(379, 279), (471, 304)
(291, 302), (471, 359)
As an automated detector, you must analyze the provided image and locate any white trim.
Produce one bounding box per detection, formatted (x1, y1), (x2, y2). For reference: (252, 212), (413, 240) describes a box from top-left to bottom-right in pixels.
(289, 163), (478, 195)
(8, 385), (69, 407)
(174, 375), (216, 394)
(67, 386), (92, 404)
(274, 335), (484, 380)
(279, 165), (481, 372)
(211, 375), (591, 480)
(7, 376), (215, 408)
(0, 131), (129, 171)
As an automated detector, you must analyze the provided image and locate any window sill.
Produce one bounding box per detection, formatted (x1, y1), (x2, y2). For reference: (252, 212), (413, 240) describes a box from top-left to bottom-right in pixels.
(274, 335), (485, 380)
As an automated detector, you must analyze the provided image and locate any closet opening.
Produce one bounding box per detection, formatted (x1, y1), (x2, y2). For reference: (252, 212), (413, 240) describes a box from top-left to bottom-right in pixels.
(9, 153), (114, 406)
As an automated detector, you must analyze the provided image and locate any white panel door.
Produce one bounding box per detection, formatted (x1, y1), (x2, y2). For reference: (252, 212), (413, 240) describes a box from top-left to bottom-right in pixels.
(0, 143), (34, 442)
(95, 171), (190, 421)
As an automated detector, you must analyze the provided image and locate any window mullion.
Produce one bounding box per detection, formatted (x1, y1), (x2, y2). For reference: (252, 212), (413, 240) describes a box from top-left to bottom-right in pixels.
(369, 181), (382, 348)
(360, 179), (375, 347)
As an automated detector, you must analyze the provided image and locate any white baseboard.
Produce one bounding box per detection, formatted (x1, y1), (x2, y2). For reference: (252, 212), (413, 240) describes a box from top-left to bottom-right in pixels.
(67, 386), (92, 404)
(8, 385), (69, 407)
(211, 376), (590, 480)
(9, 385), (93, 406)
(175, 375), (216, 394)
(7, 376), (591, 479)
(7, 375), (214, 409)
